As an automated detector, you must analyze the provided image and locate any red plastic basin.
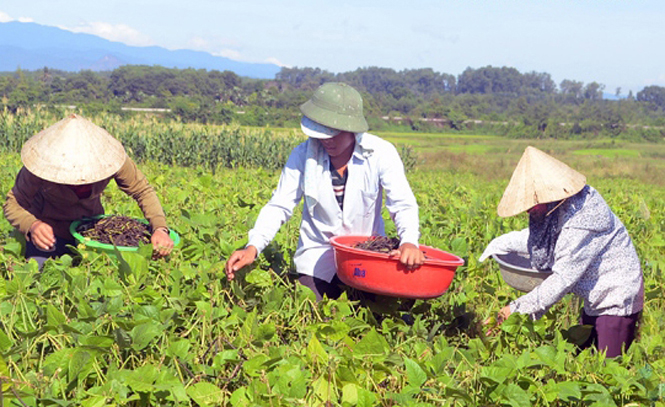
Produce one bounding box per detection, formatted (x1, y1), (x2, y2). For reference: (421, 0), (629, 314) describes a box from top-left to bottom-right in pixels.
(330, 235), (465, 299)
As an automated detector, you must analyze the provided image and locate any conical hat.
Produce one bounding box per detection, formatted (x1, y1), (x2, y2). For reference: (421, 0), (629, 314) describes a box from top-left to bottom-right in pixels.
(497, 146), (586, 217)
(21, 114), (126, 185)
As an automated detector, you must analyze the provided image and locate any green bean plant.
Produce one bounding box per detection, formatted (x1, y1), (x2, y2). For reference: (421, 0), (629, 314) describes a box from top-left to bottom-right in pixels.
(0, 113), (663, 406)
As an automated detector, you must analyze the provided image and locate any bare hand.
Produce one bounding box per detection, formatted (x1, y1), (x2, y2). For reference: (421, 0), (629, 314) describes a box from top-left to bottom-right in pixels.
(225, 246), (258, 281)
(483, 305), (512, 336)
(151, 228), (174, 258)
(389, 243), (425, 270)
(28, 220), (56, 250)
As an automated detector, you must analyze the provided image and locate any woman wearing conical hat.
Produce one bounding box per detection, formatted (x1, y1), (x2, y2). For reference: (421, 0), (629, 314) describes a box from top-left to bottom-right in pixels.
(3, 114), (174, 268)
(225, 82), (424, 300)
(479, 146), (643, 358)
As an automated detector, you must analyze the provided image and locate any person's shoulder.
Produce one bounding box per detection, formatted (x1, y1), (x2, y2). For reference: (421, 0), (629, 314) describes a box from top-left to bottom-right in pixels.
(561, 185), (613, 232)
(360, 132), (388, 146)
(113, 154), (135, 177)
(18, 166), (43, 183)
(283, 139), (309, 168)
(289, 140), (309, 157)
(359, 133), (398, 153)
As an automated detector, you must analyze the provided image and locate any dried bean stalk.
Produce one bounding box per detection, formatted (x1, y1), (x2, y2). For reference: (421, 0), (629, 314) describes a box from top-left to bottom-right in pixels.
(77, 215), (151, 247)
(353, 236), (401, 253)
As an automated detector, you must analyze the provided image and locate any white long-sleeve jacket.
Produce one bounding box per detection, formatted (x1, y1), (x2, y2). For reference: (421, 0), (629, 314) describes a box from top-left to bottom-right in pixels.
(247, 133), (420, 282)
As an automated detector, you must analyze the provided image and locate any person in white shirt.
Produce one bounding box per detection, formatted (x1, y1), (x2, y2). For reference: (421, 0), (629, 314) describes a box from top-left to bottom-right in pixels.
(480, 146), (643, 357)
(225, 82), (425, 300)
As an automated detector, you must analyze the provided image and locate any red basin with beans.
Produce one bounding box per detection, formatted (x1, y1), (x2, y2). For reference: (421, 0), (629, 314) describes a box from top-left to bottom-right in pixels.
(330, 235), (464, 299)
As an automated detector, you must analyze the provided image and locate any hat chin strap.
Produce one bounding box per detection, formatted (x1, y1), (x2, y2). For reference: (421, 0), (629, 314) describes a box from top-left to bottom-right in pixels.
(545, 198), (567, 217)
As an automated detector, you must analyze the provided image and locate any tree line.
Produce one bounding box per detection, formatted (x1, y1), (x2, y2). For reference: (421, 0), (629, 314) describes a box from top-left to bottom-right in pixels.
(1, 65), (664, 141)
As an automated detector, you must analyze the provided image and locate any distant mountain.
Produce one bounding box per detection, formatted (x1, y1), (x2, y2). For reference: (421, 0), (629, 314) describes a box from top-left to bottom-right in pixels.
(0, 21), (280, 79)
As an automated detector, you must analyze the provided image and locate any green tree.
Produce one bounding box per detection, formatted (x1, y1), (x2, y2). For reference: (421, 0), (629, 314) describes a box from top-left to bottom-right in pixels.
(637, 85), (665, 109)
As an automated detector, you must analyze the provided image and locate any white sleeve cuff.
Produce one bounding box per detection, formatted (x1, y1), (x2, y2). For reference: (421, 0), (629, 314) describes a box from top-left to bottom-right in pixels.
(399, 233), (419, 248)
(246, 237), (267, 255)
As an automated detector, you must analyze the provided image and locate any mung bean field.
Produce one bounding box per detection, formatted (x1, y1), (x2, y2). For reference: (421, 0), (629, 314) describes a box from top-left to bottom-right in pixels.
(0, 110), (664, 406)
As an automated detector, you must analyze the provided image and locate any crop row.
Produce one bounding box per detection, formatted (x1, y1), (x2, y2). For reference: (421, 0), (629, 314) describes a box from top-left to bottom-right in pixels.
(0, 109), (417, 172)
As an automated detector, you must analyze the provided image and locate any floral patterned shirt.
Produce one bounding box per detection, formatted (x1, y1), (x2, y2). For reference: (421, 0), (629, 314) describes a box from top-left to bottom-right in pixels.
(481, 186), (644, 319)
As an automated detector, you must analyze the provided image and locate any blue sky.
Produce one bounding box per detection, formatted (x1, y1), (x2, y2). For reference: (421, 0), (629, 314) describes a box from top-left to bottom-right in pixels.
(1, 0), (664, 94)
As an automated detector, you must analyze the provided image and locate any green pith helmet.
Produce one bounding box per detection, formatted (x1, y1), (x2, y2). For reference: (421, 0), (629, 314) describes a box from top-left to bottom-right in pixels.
(299, 82), (369, 133)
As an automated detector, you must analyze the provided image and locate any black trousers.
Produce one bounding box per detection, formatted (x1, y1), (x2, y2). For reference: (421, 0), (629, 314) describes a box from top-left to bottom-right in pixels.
(296, 274), (343, 301)
(25, 237), (75, 270)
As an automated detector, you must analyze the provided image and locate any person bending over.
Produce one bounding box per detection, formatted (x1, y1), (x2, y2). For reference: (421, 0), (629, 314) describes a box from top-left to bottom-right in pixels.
(225, 82), (424, 300)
